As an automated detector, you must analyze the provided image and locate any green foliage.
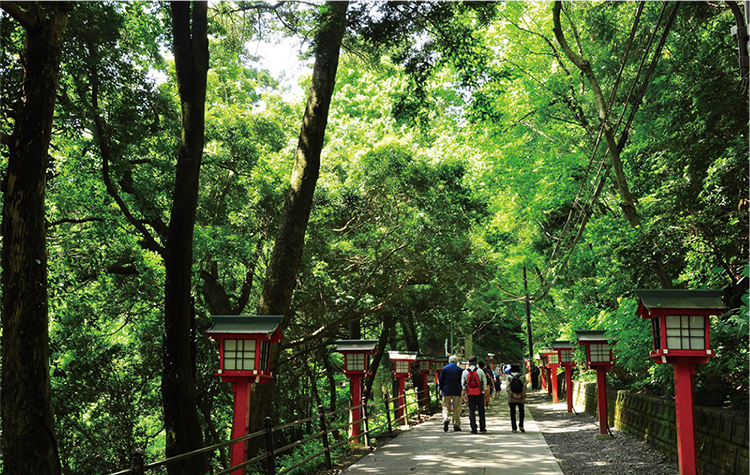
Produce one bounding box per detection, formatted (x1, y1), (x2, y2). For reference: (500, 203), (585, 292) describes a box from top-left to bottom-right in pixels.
(3, 1), (746, 473)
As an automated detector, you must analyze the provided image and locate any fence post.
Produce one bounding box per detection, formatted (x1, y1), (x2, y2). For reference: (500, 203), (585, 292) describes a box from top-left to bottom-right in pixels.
(264, 416), (276, 475)
(361, 396), (371, 449)
(414, 389), (421, 425)
(318, 404), (332, 470)
(131, 448), (144, 475)
(384, 392), (392, 433)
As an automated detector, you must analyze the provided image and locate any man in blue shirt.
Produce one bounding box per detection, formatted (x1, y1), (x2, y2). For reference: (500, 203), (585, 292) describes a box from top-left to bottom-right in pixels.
(439, 355), (464, 432)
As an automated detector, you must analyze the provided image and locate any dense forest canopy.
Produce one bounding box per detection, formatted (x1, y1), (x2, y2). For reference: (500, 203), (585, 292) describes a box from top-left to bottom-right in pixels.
(1, 1), (747, 474)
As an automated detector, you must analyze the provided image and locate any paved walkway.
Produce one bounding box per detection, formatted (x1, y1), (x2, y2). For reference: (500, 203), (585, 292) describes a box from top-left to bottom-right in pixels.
(341, 392), (564, 475)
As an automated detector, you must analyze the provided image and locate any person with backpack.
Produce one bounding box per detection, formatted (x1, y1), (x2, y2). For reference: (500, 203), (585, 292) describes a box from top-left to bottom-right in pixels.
(439, 355), (464, 432)
(461, 356), (489, 434)
(505, 363), (528, 433)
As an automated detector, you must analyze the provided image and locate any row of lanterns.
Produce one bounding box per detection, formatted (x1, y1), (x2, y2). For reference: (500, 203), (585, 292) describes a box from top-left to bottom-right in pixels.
(533, 289), (724, 475)
(203, 316), (448, 475)
(204, 289), (725, 475)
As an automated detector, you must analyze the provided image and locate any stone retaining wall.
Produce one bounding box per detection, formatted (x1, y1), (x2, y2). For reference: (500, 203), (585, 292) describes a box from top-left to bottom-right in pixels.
(569, 380), (749, 475)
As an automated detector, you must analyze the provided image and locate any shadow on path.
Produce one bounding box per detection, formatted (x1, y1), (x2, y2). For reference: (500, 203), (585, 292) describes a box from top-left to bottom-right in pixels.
(340, 394), (563, 475)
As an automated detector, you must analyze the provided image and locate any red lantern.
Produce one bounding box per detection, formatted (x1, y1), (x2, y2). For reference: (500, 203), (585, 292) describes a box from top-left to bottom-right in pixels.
(207, 315), (284, 384)
(636, 289), (725, 475)
(551, 341), (576, 413)
(416, 355), (437, 407)
(636, 289), (723, 365)
(541, 347), (560, 402)
(434, 355), (449, 385)
(575, 330), (613, 370)
(389, 351), (417, 423)
(336, 339), (378, 376)
(335, 340), (378, 444)
(207, 315), (284, 475)
(575, 330), (613, 440)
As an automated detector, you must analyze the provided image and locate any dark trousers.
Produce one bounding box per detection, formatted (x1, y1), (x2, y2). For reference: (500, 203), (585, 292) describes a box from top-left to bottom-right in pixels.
(467, 394), (485, 432)
(509, 402), (525, 430)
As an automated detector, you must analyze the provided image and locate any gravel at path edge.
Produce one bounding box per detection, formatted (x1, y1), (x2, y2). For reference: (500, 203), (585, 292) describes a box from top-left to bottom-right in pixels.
(526, 390), (679, 475)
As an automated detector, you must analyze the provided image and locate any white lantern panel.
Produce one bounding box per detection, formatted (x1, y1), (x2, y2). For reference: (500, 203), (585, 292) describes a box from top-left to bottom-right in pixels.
(547, 353), (559, 365)
(418, 360), (430, 371)
(560, 350), (573, 363)
(395, 361), (410, 374)
(589, 343), (610, 363)
(223, 339), (256, 371)
(665, 315), (705, 350)
(347, 353), (366, 371)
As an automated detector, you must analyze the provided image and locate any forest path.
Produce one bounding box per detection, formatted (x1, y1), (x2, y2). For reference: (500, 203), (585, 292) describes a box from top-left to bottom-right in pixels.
(340, 391), (563, 475)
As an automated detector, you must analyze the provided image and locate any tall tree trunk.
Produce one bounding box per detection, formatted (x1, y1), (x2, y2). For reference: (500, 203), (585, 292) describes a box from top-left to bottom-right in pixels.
(1, 3), (70, 474)
(249, 0), (349, 438)
(162, 2), (210, 474)
(363, 312), (392, 400)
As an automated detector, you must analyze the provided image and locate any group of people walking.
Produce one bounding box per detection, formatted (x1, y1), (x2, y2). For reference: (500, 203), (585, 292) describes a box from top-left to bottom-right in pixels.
(438, 355), (527, 434)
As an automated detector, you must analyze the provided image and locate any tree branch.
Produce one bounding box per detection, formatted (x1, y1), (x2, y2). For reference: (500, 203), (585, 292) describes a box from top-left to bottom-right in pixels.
(0, 1), (35, 30)
(552, 1), (640, 228)
(86, 41), (165, 256)
(506, 17), (570, 75)
(46, 217), (104, 228)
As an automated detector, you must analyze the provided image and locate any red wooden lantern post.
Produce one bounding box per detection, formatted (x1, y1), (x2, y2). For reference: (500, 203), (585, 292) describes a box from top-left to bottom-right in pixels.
(335, 339), (378, 444)
(389, 351), (416, 423)
(434, 355), (448, 399)
(416, 355), (433, 407)
(635, 289), (725, 475)
(575, 330), (614, 440)
(541, 347), (561, 403)
(551, 341), (576, 413)
(206, 315), (284, 475)
(539, 353), (549, 392)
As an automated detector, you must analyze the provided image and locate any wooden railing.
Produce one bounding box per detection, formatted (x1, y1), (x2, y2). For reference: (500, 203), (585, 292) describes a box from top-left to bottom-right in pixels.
(108, 385), (435, 475)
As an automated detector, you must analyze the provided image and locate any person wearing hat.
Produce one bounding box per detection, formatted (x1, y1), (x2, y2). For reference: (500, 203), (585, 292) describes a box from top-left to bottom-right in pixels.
(461, 355), (489, 433)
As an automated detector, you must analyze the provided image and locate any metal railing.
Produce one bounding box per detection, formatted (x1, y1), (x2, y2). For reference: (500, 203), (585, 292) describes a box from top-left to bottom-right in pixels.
(108, 384), (435, 475)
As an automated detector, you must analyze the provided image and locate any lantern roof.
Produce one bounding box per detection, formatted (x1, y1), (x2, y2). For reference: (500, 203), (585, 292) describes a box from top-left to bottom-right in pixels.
(551, 340), (574, 350)
(207, 315), (283, 341)
(575, 330), (609, 343)
(334, 339), (379, 353)
(635, 289), (725, 314)
(388, 350), (417, 361)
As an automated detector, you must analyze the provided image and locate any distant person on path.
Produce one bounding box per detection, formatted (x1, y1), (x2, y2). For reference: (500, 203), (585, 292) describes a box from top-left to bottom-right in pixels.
(439, 355), (463, 432)
(461, 355), (488, 434)
(479, 361), (493, 406)
(505, 363), (527, 433)
(494, 367), (502, 396)
(530, 364), (540, 390)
